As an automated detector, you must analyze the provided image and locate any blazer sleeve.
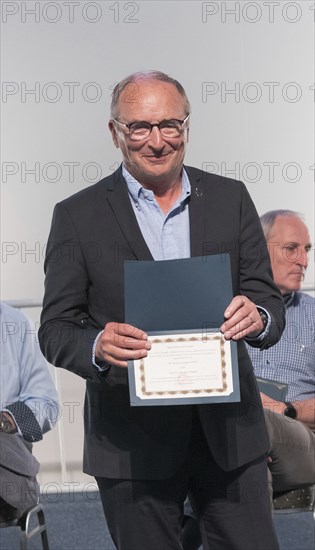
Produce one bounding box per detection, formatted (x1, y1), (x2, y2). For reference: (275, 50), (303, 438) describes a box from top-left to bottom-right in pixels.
(237, 181), (285, 349)
(38, 202), (106, 383)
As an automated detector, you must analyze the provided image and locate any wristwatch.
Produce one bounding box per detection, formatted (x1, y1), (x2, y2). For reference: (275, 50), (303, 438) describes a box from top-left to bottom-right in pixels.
(0, 412), (17, 434)
(283, 402), (297, 419)
(258, 308), (268, 330)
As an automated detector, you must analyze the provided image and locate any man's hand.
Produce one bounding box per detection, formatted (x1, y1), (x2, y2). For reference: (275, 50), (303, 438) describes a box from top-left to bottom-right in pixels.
(220, 296), (264, 340)
(95, 322), (151, 368)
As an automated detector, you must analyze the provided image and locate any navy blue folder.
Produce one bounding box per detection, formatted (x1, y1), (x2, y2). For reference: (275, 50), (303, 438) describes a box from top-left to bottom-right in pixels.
(124, 255), (240, 405)
(256, 378), (288, 401)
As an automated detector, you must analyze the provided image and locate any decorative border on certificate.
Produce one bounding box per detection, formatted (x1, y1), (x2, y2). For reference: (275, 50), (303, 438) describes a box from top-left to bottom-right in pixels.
(131, 331), (235, 402)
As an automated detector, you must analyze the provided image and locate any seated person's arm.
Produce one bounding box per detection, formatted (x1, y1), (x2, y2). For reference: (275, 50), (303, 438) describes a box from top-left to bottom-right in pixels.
(260, 393), (315, 431)
(3, 310), (59, 442)
(292, 397), (315, 431)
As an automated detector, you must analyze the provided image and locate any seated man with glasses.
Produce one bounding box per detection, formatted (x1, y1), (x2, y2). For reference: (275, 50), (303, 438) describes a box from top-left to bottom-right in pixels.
(182, 210), (315, 550)
(39, 70), (285, 550)
(248, 210), (315, 494)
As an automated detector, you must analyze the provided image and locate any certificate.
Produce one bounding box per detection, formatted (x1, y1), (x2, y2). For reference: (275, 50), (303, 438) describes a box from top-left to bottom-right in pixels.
(125, 255), (240, 406)
(133, 332), (233, 399)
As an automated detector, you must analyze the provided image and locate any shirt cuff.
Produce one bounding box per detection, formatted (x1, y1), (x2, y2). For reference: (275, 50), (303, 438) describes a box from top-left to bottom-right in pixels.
(92, 330), (112, 372)
(5, 402), (42, 442)
(245, 306), (271, 343)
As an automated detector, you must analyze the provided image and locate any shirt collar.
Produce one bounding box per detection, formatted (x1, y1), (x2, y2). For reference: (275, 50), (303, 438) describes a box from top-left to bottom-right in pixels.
(283, 292), (295, 307)
(122, 165), (191, 208)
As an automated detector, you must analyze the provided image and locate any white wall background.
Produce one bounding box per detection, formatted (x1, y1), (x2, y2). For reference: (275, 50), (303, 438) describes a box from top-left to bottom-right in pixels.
(1, 0), (314, 301)
(1, 0), (314, 487)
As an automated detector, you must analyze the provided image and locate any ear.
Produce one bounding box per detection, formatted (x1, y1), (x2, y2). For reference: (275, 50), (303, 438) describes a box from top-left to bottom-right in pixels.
(108, 120), (120, 148)
(186, 127), (190, 143)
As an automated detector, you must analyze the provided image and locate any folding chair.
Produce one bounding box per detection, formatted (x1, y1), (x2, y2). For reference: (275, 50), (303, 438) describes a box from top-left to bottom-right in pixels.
(0, 503), (49, 550)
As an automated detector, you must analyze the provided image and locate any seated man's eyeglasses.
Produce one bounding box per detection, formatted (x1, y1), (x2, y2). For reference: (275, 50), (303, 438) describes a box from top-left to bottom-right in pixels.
(113, 114), (190, 141)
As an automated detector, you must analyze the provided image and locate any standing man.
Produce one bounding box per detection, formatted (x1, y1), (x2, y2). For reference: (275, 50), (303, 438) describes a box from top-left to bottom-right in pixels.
(39, 71), (285, 550)
(248, 210), (315, 492)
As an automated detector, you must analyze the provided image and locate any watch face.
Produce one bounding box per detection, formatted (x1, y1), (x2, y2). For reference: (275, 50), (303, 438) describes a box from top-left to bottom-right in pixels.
(0, 416), (12, 433)
(0, 412), (16, 434)
(259, 310), (268, 327)
(284, 404), (297, 419)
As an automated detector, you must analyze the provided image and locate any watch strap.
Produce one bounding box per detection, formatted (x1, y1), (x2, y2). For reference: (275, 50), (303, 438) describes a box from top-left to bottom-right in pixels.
(283, 402), (297, 419)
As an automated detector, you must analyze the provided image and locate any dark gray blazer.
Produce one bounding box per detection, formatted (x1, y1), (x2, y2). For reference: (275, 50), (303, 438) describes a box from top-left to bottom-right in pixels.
(39, 166), (285, 479)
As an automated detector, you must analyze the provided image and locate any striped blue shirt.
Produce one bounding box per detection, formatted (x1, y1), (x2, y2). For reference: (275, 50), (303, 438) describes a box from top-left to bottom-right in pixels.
(247, 292), (315, 401)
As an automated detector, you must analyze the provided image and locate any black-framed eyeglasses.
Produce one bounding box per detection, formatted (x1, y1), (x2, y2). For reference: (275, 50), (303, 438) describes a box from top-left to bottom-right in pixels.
(113, 114), (190, 141)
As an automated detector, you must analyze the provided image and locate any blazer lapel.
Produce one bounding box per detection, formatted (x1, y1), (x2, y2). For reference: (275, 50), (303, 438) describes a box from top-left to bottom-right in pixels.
(106, 167), (153, 261)
(185, 166), (207, 257)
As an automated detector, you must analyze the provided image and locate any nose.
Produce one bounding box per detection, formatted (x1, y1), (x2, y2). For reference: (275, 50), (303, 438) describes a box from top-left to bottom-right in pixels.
(147, 125), (165, 149)
(297, 246), (309, 269)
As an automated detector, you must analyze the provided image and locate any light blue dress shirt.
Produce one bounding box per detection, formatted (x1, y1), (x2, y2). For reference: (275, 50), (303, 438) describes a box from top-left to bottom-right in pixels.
(122, 165), (191, 260)
(0, 302), (60, 440)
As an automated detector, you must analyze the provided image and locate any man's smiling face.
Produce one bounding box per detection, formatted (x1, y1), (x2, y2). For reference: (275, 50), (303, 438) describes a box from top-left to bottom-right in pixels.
(108, 78), (189, 189)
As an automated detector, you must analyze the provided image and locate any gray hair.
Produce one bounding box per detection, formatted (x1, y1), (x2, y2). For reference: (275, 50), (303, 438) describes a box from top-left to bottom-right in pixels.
(260, 209), (304, 240)
(110, 70), (191, 118)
